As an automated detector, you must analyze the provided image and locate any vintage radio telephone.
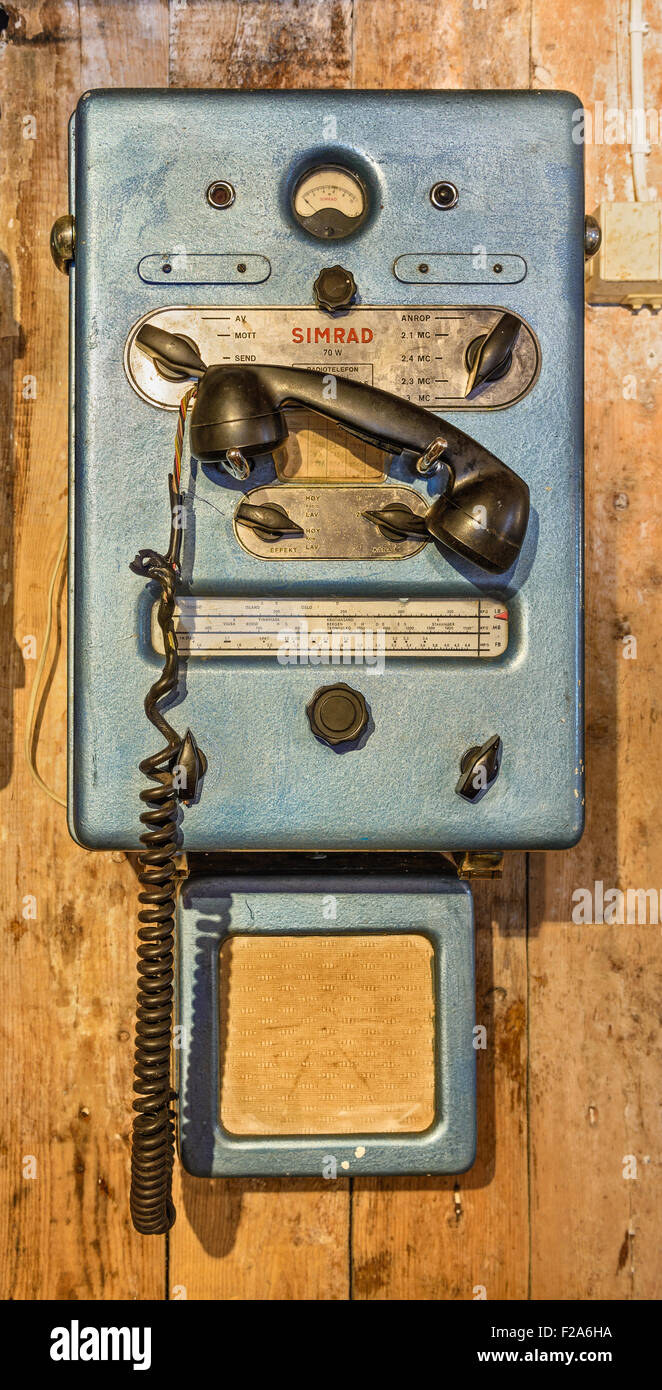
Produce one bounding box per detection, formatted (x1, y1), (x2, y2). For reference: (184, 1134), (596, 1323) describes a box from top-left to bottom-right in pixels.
(53, 89), (584, 1234)
(135, 323), (530, 569)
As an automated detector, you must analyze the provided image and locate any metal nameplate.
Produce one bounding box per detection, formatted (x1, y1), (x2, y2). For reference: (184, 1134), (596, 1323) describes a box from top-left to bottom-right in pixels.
(393, 253), (526, 284)
(137, 253), (271, 285)
(125, 305), (540, 412)
(151, 597), (509, 659)
(234, 483), (429, 560)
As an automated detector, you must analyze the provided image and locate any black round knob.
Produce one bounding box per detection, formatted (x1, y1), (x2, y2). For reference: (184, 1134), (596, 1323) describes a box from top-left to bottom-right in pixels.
(313, 265), (357, 314)
(306, 682), (368, 747)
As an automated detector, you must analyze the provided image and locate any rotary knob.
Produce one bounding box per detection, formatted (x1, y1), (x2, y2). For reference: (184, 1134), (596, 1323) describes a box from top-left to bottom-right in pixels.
(313, 265), (357, 314)
(306, 682), (369, 747)
(455, 735), (503, 803)
(464, 312), (521, 396)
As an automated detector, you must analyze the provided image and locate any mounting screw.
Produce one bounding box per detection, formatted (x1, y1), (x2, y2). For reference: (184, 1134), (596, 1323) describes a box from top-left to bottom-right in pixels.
(50, 214), (75, 273)
(584, 214), (602, 258)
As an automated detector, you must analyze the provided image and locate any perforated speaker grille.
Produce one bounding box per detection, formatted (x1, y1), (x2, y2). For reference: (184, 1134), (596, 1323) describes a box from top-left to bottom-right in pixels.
(219, 934), (436, 1135)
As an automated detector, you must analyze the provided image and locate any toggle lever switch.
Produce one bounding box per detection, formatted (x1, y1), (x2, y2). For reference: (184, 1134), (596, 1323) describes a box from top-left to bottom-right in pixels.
(235, 499), (304, 542)
(362, 502), (429, 543)
(135, 323), (207, 379)
(465, 313), (521, 397)
(456, 735), (502, 803)
(170, 729), (207, 804)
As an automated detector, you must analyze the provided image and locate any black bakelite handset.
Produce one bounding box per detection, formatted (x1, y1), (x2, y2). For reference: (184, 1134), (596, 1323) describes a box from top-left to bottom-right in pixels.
(136, 324), (529, 575)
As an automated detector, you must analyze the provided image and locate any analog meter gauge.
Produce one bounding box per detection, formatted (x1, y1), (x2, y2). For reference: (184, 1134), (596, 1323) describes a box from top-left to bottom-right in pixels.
(292, 165), (369, 239)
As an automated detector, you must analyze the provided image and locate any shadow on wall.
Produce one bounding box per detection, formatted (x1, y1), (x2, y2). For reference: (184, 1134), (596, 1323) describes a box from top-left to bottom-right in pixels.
(0, 250), (26, 789)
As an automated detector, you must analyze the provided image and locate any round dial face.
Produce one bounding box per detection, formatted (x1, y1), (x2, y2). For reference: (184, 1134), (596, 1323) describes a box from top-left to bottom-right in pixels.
(292, 165), (368, 239)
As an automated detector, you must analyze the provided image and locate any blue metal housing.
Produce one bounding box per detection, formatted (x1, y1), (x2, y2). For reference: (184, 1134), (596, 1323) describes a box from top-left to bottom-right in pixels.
(176, 875), (475, 1177)
(68, 89), (584, 853)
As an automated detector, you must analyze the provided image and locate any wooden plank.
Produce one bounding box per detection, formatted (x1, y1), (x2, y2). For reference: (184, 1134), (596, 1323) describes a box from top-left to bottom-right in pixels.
(0, 0), (168, 1301)
(351, 0), (530, 89)
(167, 0), (354, 1300)
(169, 0), (353, 88)
(351, 860), (529, 1300)
(527, 0), (662, 1300)
(349, 0), (531, 1301)
(351, 861), (528, 1295)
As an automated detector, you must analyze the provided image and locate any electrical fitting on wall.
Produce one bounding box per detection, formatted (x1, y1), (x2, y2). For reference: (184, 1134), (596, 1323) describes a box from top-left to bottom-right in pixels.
(585, 0), (662, 309)
(50, 87), (585, 1236)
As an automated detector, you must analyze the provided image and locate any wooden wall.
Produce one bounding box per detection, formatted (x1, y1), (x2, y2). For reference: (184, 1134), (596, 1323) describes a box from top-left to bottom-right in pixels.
(0, 0), (660, 1300)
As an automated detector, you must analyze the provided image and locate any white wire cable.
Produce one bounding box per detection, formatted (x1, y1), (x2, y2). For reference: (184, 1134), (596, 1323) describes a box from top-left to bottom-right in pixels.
(629, 0), (650, 201)
(24, 525), (68, 809)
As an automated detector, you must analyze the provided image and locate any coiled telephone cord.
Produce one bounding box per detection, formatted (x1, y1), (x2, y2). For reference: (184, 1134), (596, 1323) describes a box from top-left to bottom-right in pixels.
(129, 474), (192, 1235)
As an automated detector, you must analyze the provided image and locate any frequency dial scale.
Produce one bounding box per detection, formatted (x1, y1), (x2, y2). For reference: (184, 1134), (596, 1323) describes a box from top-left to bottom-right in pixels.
(151, 597), (510, 659)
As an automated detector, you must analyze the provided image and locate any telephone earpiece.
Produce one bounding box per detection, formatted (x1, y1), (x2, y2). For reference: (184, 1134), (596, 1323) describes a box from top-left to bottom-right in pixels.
(136, 325), (529, 575)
